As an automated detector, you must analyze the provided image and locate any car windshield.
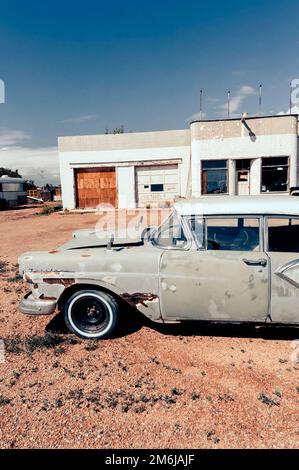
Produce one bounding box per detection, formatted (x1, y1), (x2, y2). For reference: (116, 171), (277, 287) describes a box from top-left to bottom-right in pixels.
(152, 212), (187, 248)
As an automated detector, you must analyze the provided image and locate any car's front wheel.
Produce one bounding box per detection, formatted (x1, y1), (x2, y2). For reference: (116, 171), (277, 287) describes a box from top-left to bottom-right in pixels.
(64, 289), (119, 339)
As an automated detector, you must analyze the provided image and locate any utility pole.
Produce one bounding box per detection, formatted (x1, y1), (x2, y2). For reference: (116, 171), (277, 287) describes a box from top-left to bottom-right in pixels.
(199, 89), (203, 120)
(259, 84), (262, 115)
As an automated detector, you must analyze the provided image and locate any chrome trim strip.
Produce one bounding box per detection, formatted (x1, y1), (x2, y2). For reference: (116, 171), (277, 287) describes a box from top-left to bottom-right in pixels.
(275, 259), (299, 289)
(19, 292), (57, 316)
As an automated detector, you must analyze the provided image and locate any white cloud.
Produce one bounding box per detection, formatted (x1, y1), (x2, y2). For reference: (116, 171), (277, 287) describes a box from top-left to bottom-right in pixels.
(187, 111), (207, 122)
(206, 97), (220, 103)
(0, 128), (31, 147)
(0, 127), (59, 185)
(0, 146), (59, 185)
(219, 85), (256, 117)
(277, 105), (299, 116)
(291, 105), (299, 114)
(60, 114), (97, 124)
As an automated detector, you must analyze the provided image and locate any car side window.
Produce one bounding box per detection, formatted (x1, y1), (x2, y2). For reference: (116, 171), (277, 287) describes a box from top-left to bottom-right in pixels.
(206, 217), (260, 251)
(267, 217), (299, 252)
(153, 214), (187, 249)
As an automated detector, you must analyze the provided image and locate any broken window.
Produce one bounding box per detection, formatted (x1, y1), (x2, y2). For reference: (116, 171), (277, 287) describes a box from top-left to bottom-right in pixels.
(236, 159), (251, 172)
(206, 217), (260, 251)
(236, 159), (251, 183)
(261, 157), (289, 193)
(267, 217), (299, 252)
(202, 160), (228, 195)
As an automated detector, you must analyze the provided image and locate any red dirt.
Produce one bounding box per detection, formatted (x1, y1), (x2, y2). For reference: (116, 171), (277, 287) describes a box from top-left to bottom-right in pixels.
(0, 206), (298, 449)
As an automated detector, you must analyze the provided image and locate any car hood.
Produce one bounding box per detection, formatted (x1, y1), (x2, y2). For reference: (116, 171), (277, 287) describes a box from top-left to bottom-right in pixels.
(18, 225), (156, 277)
(64, 225), (155, 250)
(18, 243), (160, 281)
(18, 248), (105, 276)
(72, 227), (142, 239)
(60, 232), (144, 250)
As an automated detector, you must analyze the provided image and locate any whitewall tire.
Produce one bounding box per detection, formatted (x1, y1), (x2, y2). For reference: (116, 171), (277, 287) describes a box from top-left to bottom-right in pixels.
(64, 290), (119, 340)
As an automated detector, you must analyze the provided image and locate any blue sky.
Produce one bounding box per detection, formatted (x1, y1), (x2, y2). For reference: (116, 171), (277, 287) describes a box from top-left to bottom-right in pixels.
(0, 0), (298, 184)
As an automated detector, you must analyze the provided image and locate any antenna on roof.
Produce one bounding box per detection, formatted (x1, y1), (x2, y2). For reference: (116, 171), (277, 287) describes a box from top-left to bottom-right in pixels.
(227, 91), (230, 118)
(289, 81), (292, 114)
(258, 84), (262, 115)
(199, 89), (203, 120)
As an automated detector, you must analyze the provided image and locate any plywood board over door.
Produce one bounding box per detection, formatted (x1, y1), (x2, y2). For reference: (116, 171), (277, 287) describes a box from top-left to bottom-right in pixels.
(75, 167), (117, 209)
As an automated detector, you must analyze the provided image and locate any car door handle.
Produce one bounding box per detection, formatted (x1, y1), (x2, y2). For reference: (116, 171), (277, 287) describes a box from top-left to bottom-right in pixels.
(243, 258), (267, 267)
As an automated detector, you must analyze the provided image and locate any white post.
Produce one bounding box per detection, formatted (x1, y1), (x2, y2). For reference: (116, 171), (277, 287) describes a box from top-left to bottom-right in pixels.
(197, 159), (202, 196)
(250, 158), (262, 195)
(289, 146), (298, 189)
(228, 159), (236, 195)
(190, 144), (202, 197)
(117, 166), (136, 209)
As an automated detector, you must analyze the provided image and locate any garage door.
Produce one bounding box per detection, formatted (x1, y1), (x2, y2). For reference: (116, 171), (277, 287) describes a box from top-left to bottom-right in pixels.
(75, 168), (117, 209)
(136, 164), (180, 206)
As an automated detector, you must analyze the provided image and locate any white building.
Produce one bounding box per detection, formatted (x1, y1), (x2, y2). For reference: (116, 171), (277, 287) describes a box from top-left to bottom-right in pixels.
(58, 114), (299, 210)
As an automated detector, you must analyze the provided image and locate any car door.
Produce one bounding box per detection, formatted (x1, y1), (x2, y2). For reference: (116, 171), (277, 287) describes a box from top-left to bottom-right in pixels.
(160, 215), (270, 322)
(266, 216), (299, 324)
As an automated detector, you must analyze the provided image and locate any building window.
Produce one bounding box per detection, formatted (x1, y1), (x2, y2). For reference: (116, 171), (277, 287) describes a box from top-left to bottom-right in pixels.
(261, 157), (289, 193)
(236, 159), (251, 183)
(151, 184), (164, 192)
(202, 160), (228, 195)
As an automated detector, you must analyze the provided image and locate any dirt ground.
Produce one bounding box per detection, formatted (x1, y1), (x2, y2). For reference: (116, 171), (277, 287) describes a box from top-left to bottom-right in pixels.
(0, 205), (298, 449)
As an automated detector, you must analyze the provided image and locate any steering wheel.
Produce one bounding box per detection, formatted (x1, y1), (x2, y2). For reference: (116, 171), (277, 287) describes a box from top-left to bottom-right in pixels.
(235, 229), (249, 246)
(141, 226), (155, 241)
(208, 239), (221, 250)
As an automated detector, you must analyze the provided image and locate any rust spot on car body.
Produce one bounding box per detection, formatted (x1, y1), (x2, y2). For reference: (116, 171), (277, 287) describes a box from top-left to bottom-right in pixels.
(40, 295), (57, 301)
(48, 250), (60, 254)
(122, 292), (158, 308)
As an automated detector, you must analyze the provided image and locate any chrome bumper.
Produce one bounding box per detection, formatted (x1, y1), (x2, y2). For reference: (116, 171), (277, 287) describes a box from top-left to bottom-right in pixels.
(19, 292), (57, 316)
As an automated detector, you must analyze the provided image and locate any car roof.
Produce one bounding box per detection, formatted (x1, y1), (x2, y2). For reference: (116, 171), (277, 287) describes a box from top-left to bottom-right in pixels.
(174, 196), (299, 216)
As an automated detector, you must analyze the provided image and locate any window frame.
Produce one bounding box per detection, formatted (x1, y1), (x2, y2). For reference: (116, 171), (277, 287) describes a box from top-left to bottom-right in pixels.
(260, 156), (289, 194)
(185, 214), (264, 252)
(150, 183), (164, 192)
(1, 182), (24, 192)
(151, 213), (193, 251)
(184, 215), (205, 250)
(265, 215), (299, 252)
(201, 159), (229, 196)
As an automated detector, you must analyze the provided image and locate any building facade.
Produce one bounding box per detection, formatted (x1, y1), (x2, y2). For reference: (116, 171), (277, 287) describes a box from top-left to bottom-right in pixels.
(58, 114), (299, 210)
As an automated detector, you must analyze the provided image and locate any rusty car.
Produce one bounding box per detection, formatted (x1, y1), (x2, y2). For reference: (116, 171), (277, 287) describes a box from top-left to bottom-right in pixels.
(19, 196), (299, 339)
